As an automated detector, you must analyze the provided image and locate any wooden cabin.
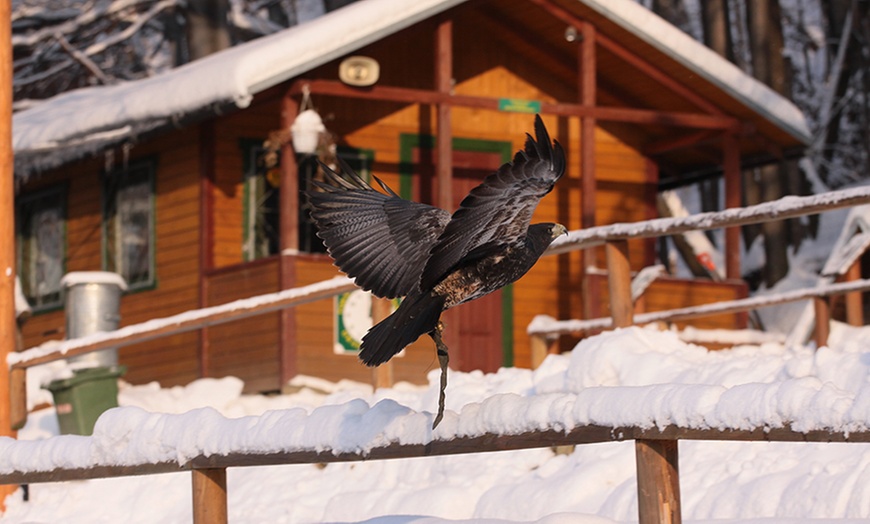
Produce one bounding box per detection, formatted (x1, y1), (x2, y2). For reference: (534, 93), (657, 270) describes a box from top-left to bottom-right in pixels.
(13, 0), (810, 392)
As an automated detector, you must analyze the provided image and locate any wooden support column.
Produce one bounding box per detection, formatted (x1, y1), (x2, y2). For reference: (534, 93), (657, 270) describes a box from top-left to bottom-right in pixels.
(435, 18), (453, 212)
(722, 133), (742, 280)
(845, 260), (864, 326)
(636, 439), (682, 524)
(0, 0), (19, 506)
(814, 296), (831, 349)
(606, 240), (633, 328)
(192, 468), (228, 524)
(279, 93), (301, 385)
(578, 22), (597, 319)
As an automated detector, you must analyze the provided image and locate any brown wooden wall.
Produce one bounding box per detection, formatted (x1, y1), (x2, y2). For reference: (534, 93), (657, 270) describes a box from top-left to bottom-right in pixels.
(204, 258), (281, 392)
(587, 273), (749, 330)
(19, 128), (203, 388)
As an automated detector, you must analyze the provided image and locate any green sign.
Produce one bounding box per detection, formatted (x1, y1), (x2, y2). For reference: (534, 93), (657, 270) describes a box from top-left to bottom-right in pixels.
(498, 98), (542, 114)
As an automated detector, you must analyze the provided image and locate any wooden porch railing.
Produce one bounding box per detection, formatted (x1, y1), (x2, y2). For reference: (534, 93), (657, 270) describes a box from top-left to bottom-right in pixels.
(7, 185), (870, 523)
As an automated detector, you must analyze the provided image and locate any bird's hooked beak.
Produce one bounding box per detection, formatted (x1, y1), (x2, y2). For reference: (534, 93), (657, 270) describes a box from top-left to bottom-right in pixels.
(552, 223), (568, 239)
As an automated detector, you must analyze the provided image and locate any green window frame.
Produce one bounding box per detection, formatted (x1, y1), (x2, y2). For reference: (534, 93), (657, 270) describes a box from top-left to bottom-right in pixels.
(102, 158), (157, 291)
(16, 185), (67, 312)
(241, 140), (374, 259)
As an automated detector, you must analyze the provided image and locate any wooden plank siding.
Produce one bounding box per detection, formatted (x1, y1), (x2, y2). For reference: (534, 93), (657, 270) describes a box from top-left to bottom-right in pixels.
(19, 128), (204, 388)
(204, 258), (282, 393)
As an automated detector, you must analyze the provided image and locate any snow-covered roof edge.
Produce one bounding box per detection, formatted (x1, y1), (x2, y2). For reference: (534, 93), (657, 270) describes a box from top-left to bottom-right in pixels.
(12, 0), (466, 178)
(581, 0), (811, 145)
(13, 0), (811, 179)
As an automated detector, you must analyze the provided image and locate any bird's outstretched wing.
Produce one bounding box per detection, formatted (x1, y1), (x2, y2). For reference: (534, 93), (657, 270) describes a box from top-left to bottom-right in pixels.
(420, 115), (566, 290)
(306, 160), (450, 299)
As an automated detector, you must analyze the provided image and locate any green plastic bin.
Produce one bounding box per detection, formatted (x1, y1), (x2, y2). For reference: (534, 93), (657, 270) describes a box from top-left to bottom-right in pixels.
(44, 366), (126, 436)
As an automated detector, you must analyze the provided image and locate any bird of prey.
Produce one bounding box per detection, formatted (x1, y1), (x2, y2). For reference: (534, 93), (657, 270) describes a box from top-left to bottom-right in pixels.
(307, 115), (566, 425)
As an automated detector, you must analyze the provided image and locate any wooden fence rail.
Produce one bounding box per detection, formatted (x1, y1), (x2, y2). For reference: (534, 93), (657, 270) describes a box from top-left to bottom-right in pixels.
(0, 422), (868, 523)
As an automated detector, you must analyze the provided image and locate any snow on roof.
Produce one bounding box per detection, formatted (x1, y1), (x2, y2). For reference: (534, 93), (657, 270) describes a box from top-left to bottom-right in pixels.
(12, 0), (465, 177)
(12, 0), (810, 178)
(582, 0), (811, 145)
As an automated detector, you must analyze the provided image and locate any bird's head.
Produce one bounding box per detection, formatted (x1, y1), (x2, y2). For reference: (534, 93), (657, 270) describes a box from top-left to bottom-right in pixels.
(550, 223), (568, 239)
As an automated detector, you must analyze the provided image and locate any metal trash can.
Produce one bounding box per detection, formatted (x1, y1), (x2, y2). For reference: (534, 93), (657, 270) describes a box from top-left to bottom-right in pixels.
(61, 271), (127, 368)
(45, 271), (128, 435)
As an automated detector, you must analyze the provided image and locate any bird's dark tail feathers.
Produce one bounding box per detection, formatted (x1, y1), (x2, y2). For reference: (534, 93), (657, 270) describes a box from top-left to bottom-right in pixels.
(359, 292), (445, 367)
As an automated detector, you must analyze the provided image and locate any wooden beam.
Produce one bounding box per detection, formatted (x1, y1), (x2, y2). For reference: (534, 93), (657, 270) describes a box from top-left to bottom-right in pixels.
(280, 94), (300, 253)
(372, 297), (393, 389)
(636, 439), (682, 524)
(814, 296), (830, 349)
(435, 18), (453, 212)
(9, 367), (25, 430)
(0, 0), (17, 506)
(279, 93), (301, 385)
(526, 0), (721, 116)
(844, 260), (864, 326)
(606, 240), (633, 328)
(532, 277), (870, 337)
(579, 22), (597, 320)
(722, 133), (742, 280)
(644, 130), (720, 156)
(288, 80), (739, 131)
(191, 468), (228, 524)
(5, 422), (870, 487)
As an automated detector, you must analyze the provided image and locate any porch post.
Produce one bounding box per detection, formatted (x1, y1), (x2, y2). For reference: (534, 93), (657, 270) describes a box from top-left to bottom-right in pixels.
(279, 93), (300, 385)
(435, 18), (453, 212)
(578, 22), (596, 318)
(723, 133), (742, 280)
(0, 0), (17, 506)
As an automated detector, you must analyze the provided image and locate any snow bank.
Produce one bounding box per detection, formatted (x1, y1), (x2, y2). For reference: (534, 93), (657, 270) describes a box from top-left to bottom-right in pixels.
(6, 323), (870, 522)
(4, 326), (870, 477)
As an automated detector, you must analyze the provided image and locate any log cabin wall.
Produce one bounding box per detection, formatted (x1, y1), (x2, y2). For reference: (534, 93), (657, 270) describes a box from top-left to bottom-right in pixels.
(18, 128), (203, 388)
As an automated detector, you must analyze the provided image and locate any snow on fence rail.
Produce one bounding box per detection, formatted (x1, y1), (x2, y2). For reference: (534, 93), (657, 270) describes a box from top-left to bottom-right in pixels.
(528, 277), (870, 336)
(546, 184), (870, 254)
(2, 384), (870, 523)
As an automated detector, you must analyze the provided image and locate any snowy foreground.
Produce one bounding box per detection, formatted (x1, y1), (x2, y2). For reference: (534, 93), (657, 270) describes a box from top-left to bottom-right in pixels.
(4, 324), (870, 523)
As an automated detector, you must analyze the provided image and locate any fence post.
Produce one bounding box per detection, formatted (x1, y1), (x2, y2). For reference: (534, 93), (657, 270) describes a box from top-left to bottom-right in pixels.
(192, 468), (228, 524)
(845, 260), (863, 326)
(636, 439), (682, 524)
(609, 240), (683, 524)
(372, 297), (394, 389)
(606, 240), (633, 328)
(814, 296), (831, 348)
(9, 367), (26, 430)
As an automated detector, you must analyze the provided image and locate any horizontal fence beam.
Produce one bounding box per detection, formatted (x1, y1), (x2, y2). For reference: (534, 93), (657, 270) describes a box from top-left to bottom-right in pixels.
(1, 422), (868, 486)
(547, 186), (870, 255)
(529, 277), (870, 336)
(10, 276), (356, 370)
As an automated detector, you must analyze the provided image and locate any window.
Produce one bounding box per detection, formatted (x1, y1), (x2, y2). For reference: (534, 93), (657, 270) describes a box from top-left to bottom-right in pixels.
(16, 186), (66, 311)
(242, 141), (281, 261)
(103, 159), (156, 290)
(242, 141), (373, 259)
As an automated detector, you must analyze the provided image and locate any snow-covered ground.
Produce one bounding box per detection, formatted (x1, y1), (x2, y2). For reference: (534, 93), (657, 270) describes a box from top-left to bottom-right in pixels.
(3, 319), (870, 523)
